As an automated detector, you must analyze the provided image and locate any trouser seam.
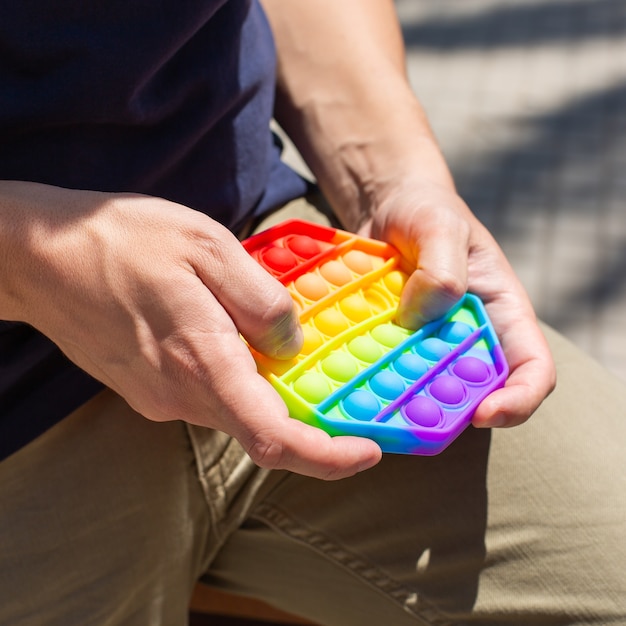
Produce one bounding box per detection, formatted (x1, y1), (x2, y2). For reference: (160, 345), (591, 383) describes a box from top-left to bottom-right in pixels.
(250, 501), (455, 626)
(184, 423), (221, 574)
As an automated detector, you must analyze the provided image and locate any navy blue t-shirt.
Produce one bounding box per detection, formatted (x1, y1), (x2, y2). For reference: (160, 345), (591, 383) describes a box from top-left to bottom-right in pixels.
(0, 0), (310, 460)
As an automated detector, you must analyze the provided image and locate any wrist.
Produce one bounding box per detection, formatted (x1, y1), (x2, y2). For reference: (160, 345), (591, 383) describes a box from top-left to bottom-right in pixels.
(0, 182), (103, 328)
(283, 87), (456, 231)
(0, 181), (39, 323)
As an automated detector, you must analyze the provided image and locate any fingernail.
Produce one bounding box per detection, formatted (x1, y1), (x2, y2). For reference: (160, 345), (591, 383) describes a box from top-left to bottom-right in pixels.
(272, 324), (303, 359)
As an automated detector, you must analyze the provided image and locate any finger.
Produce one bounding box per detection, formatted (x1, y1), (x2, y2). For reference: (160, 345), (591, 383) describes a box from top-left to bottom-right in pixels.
(472, 368), (554, 428)
(472, 322), (556, 428)
(222, 374), (382, 480)
(396, 210), (470, 329)
(182, 321), (382, 479)
(192, 227), (302, 359)
(245, 417), (383, 480)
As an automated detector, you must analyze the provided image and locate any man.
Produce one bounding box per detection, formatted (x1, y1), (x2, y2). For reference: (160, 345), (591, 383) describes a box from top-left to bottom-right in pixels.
(0, 1), (624, 623)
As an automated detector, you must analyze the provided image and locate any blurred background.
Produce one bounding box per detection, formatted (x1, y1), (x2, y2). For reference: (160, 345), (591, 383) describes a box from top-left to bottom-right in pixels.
(396, 0), (626, 381)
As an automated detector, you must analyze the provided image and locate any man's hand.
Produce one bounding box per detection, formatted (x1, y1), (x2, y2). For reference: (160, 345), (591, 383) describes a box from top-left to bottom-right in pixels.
(0, 181), (382, 479)
(363, 180), (556, 429)
(262, 0), (555, 431)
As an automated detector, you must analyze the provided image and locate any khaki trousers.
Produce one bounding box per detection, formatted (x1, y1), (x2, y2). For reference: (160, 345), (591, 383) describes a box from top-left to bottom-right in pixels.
(1, 199), (625, 625)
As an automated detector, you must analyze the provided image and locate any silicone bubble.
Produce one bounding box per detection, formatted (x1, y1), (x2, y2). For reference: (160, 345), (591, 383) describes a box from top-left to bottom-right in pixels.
(416, 337), (451, 361)
(371, 324), (409, 348)
(403, 396), (442, 427)
(322, 352), (359, 382)
(286, 235), (320, 258)
(383, 270), (408, 297)
(342, 249), (373, 274)
(369, 370), (405, 401)
(342, 390), (380, 421)
(429, 376), (466, 405)
(301, 325), (324, 355)
(438, 321), (474, 344)
(293, 372), (331, 404)
(362, 288), (389, 314)
(453, 357), (491, 384)
(340, 294), (371, 322)
(320, 260), (352, 286)
(393, 353), (428, 380)
(314, 308), (350, 336)
(347, 335), (383, 363)
(295, 273), (329, 301)
(262, 246), (298, 272)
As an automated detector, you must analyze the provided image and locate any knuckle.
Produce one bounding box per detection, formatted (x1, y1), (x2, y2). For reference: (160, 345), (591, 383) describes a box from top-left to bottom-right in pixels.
(431, 270), (467, 302)
(319, 464), (350, 481)
(419, 269), (467, 316)
(245, 433), (288, 470)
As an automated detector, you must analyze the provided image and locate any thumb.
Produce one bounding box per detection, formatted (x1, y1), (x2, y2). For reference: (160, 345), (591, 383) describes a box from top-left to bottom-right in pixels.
(193, 226), (302, 359)
(231, 375), (383, 480)
(395, 209), (470, 329)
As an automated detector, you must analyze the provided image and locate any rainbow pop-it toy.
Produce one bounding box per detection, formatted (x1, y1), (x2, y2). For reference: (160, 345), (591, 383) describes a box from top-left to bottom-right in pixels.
(243, 220), (508, 455)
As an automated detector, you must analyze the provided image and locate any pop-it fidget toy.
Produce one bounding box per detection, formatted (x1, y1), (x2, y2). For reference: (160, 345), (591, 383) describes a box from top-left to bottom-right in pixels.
(243, 220), (508, 455)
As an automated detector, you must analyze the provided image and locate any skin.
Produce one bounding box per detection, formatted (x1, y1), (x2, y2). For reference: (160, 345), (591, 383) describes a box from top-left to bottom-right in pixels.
(0, 0), (555, 480)
(262, 0), (556, 427)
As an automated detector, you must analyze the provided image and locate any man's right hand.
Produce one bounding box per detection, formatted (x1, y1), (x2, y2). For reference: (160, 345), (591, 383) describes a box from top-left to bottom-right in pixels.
(0, 181), (382, 479)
